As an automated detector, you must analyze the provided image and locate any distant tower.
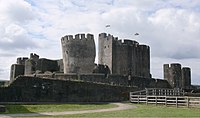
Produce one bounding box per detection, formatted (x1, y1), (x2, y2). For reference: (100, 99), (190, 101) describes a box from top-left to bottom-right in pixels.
(182, 67), (191, 89)
(61, 34), (96, 73)
(10, 57), (28, 81)
(163, 63), (191, 89)
(169, 63), (182, 88)
(98, 33), (150, 78)
(24, 53), (39, 75)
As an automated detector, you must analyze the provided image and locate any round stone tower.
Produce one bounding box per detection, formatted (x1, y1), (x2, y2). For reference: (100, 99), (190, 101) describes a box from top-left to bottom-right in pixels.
(61, 33), (96, 74)
(169, 63), (182, 88)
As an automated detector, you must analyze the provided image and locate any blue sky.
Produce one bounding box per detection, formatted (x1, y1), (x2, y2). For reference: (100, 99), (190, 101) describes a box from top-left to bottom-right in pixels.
(0, 0), (200, 84)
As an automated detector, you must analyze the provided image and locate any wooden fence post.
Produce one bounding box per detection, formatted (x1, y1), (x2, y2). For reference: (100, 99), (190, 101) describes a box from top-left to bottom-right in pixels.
(146, 96), (148, 105)
(187, 97), (189, 108)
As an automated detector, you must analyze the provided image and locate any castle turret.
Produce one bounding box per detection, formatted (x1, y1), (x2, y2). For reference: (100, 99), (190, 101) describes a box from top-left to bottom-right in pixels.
(10, 57), (28, 81)
(24, 53), (39, 75)
(182, 67), (191, 89)
(163, 63), (191, 89)
(61, 33), (96, 73)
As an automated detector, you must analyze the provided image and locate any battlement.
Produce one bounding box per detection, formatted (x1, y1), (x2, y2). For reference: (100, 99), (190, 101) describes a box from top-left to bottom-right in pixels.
(139, 45), (150, 50)
(30, 53), (39, 62)
(17, 57), (28, 65)
(170, 63), (182, 68)
(123, 40), (139, 45)
(99, 33), (117, 41)
(182, 67), (191, 70)
(61, 33), (94, 42)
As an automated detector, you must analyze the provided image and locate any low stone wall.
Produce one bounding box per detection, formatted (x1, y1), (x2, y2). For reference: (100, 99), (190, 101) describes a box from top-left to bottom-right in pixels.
(0, 76), (136, 102)
(35, 73), (171, 89)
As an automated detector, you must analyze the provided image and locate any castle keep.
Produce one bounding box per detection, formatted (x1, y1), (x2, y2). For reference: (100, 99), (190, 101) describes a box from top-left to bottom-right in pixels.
(0, 32), (194, 102)
(98, 33), (150, 77)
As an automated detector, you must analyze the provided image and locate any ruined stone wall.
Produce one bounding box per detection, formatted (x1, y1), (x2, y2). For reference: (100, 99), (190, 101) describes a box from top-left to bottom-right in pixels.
(10, 64), (24, 81)
(30, 53), (39, 62)
(24, 59), (36, 75)
(61, 34), (96, 74)
(98, 33), (150, 78)
(57, 59), (64, 73)
(36, 58), (59, 73)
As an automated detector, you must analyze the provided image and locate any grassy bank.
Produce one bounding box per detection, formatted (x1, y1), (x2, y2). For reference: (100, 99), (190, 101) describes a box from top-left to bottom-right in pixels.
(2, 103), (117, 114)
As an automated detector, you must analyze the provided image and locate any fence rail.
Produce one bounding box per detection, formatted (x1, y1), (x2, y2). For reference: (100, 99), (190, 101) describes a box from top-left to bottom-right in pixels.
(130, 95), (200, 108)
(130, 88), (185, 96)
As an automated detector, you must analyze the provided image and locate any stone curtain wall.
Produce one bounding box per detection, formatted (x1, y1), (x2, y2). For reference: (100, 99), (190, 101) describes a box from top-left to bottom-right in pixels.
(0, 76), (136, 102)
(35, 73), (170, 89)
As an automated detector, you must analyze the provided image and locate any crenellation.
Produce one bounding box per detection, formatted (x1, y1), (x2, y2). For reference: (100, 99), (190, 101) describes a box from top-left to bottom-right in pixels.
(17, 57), (28, 65)
(75, 34), (80, 39)
(124, 40), (134, 45)
(62, 34), (94, 42)
(114, 37), (118, 41)
(67, 35), (73, 40)
(86, 33), (94, 40)
(99, 33), (107, 38)
(116, 39), (122, 45)
(80, 34), (85, 39)
(139, 45), (150, 50)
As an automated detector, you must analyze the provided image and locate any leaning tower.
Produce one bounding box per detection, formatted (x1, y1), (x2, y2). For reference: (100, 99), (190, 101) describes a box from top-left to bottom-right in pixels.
(61, 33), (96, 74)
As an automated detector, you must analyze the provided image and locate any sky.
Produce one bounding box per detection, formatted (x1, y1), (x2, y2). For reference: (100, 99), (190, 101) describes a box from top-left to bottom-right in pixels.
(0, 0), (200, 84)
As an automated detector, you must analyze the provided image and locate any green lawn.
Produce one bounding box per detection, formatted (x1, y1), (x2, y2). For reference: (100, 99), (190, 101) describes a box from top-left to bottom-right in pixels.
(20, 104), (200, 118)
(2, 103), (200, 118)
(2, 103), (117, 114)
(66, 104), (200, 118)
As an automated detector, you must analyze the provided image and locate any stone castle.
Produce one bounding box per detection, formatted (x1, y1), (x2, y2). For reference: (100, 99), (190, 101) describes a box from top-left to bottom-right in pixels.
(10, 33), (152, 80)
(0, 33), (195, 102)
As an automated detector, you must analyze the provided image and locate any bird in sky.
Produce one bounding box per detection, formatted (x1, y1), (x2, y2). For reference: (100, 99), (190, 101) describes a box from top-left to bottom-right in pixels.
(134, 33), (139, 35)
(105, 25), (111, 28)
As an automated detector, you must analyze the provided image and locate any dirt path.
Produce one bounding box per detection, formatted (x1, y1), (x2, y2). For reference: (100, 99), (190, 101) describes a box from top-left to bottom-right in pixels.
(0, 103), (136, 118)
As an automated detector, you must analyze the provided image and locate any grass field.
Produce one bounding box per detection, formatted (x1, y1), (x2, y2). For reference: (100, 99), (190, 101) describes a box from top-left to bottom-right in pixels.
(2, 103), (200, 118)
(2, 103), (117, 114)
(66, 104), (200, 118)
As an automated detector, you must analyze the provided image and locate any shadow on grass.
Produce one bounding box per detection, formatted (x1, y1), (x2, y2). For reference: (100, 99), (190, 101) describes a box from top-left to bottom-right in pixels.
(1, 105), (33, 114)
(0, 102), (113, 115)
